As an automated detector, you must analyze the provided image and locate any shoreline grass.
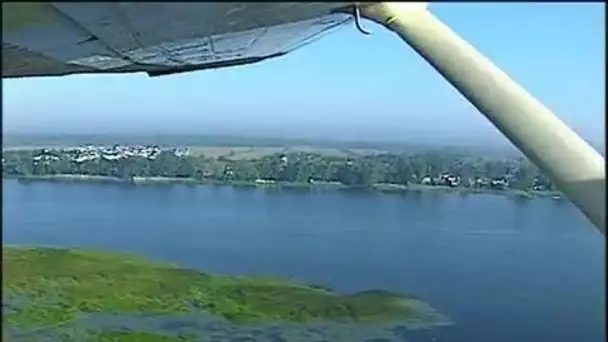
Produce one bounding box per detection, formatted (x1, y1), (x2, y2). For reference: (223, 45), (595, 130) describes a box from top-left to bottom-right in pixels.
(3, 246), (448, 336)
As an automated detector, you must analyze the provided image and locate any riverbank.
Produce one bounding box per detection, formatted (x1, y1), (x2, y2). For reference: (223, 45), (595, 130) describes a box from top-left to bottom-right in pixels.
(3, 174), (562, 200)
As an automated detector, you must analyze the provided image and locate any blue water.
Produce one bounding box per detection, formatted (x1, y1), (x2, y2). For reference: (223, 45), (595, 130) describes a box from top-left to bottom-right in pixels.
(2, 179), (605, 342)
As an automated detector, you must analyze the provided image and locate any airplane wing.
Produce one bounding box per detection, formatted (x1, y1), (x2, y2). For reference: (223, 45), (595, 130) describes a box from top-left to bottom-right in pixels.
(2, 2), (353, 78)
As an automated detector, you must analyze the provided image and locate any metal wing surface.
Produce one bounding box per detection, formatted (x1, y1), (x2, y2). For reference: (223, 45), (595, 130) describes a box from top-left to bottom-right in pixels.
(2, 2), (353, 78)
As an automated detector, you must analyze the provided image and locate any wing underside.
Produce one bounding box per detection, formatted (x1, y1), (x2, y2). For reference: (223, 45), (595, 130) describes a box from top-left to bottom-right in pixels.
(2, 2), (353, 78)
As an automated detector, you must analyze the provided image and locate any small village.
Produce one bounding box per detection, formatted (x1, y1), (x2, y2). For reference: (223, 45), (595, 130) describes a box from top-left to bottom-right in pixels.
(30, 145), (190, 163)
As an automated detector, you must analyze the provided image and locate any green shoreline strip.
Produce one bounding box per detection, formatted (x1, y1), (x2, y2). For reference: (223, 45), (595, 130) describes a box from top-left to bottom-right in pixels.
(3, 247), (447, 338)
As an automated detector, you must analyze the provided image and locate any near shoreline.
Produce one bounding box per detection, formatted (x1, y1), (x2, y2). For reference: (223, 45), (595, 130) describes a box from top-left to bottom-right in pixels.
(3, 246), (450, 341)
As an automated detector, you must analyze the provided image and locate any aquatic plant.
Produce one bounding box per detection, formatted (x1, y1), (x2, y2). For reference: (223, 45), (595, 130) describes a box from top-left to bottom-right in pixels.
(3, 247), (446, 339)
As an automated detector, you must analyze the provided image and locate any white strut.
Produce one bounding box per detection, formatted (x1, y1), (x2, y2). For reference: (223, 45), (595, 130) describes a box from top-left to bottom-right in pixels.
(360, 3), (606, 234)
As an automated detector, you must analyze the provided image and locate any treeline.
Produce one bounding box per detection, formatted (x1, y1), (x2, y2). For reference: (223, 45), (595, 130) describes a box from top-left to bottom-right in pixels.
(1, 149), (555, 191)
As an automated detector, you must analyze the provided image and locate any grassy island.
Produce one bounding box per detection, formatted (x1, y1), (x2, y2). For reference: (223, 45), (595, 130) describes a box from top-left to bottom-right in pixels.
(3, 247), (448, 341)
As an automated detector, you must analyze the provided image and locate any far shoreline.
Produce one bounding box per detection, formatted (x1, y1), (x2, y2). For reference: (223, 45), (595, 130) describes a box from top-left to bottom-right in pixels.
(3, 174), (563, 201)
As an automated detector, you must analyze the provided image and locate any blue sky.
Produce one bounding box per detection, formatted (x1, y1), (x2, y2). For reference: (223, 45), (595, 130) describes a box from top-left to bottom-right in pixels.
(3, 3), (605, 147)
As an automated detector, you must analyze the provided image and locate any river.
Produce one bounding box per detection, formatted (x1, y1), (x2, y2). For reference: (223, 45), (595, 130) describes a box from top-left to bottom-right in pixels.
(2, 179), (604, 342)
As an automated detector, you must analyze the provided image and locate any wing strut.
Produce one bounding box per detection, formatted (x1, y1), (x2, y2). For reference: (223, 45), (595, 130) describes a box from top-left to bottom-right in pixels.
(361, 3), (605, 233)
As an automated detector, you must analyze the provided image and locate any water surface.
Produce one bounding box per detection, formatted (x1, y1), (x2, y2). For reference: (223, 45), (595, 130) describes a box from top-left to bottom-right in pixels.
(3, 179), (604, 342)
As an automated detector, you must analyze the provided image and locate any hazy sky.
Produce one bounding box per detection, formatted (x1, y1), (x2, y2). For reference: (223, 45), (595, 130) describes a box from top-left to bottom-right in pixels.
(3, 3), (605, 147)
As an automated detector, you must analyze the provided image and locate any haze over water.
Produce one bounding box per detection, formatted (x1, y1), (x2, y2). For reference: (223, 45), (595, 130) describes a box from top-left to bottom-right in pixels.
(3, 179), (604, 342)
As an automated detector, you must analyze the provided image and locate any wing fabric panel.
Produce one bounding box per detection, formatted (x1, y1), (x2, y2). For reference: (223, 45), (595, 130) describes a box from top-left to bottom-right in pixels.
(2, 2), (353, 78)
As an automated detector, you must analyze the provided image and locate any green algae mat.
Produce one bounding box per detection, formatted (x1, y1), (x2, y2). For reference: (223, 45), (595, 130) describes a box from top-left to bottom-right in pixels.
(2, 247), (449, 341)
